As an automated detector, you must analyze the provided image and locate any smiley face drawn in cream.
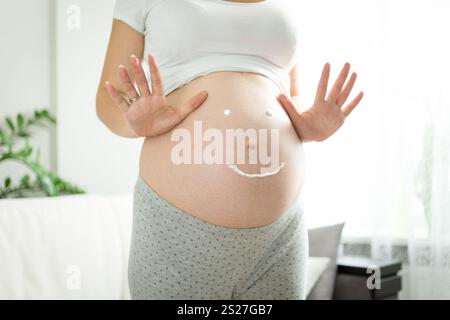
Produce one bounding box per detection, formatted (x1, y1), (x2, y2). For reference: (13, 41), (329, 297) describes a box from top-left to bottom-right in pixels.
(221, 107), (284, 178)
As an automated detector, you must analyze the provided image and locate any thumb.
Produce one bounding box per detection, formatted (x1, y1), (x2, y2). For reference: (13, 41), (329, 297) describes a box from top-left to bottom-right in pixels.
(278, 93), (308, 142)
(277, 93), (300, 120)
(177, 90), (208, 120)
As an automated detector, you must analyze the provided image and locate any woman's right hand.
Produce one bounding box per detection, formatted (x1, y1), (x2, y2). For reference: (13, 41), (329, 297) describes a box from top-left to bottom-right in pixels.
(105, 54), (208, 137)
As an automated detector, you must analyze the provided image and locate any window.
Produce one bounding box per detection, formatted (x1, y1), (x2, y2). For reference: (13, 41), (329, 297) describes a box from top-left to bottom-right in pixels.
(293, 0), (450, 239)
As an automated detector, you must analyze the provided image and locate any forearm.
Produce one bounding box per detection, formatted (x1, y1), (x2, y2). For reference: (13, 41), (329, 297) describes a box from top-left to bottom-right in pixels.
(96, 88), (139, 138)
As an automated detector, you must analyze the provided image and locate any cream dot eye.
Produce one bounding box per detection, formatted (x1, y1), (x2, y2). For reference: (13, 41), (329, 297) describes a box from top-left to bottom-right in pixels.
(224, 109), (231, 116)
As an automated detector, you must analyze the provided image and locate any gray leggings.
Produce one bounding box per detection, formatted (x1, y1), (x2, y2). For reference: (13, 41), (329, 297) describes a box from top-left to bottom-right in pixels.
(128, 176), (308, 300)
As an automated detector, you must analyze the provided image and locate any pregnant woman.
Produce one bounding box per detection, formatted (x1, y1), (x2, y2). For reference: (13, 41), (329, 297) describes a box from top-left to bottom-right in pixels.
(96, 0), (363, 300)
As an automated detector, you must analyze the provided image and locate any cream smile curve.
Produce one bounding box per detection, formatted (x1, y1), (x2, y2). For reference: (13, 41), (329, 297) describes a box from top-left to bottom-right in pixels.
(226, 162), (285, 178)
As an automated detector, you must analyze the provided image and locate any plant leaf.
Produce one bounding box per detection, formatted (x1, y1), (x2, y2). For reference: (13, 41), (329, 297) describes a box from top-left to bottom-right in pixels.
(17, 113), (24, 129)
(20, 175), (30, 187)
(1, 109), (82, 198)
(39, 174), (56, 196)
(15, 145), (33, 158)
(17, 131), (31, 138)
(23, 146), (33, 158)
(40, 110), (56, 124)
(6, 117), (15, 132)
(4, 177), (11, 188)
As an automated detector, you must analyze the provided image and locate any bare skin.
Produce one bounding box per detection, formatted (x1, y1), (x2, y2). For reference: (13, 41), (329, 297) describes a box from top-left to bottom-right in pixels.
(96, 18), (364, 228)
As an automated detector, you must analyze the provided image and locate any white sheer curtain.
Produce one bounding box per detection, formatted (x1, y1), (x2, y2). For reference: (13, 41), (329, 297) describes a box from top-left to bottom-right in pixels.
(368, 0), (450, 300)
(401, 93), (450, 299)
(293, 0), (450, 299)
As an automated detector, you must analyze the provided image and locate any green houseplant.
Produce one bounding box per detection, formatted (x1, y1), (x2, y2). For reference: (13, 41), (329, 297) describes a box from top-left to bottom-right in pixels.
(0, 109), (84, 198)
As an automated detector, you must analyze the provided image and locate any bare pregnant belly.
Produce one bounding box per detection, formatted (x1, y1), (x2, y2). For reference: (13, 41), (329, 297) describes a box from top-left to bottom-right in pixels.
(139, 72), (306, 228)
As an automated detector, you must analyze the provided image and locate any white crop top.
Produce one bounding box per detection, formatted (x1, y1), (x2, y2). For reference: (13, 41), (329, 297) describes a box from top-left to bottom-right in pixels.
(113, 0), (300, 95)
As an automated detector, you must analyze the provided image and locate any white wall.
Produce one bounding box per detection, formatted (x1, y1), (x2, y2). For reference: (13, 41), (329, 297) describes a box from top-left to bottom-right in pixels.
(55, 0), (141, 194)
(0, 0), (54, 182)
(1, 0), (140, 194)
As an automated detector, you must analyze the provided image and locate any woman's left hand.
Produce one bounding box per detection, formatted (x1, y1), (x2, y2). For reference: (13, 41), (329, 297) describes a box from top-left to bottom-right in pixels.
(277, 63), (364, 142)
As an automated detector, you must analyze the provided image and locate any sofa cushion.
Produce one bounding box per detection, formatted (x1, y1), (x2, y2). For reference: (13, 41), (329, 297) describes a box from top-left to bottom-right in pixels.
(0, 194), (133, 299)
(307, 223), (345, 300)
(306, 257), (330, 297)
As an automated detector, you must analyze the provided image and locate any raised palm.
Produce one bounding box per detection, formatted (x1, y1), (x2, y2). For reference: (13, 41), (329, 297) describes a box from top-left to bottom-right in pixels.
(105, 54), (208, 137)
(278, 63), (364, 142)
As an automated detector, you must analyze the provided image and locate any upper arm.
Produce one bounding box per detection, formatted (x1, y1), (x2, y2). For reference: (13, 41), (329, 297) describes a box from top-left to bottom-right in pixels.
(289, 64), (300, 97)
(96, 0), (147, 136)
(98, 0), (149, 98)
(97, 20), (144, 97)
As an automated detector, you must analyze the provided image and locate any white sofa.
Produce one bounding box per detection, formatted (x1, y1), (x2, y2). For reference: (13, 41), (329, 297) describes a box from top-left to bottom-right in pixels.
(0, 195), (329, 300)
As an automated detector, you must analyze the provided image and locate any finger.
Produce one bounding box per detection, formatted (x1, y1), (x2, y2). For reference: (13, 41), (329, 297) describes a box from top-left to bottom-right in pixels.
(177, 91), (208, 120)
(148, 54), (165, 96)
(327, 62), (351, 103)
(105, 81), (130, 113)
(336, 72), (357, 107)
(315, 63), (331, 102)
(342, 92), (364, 117)
(118, 65), (139, 100)
(130, 55), (151, 97)
(278, 93), (302, 125)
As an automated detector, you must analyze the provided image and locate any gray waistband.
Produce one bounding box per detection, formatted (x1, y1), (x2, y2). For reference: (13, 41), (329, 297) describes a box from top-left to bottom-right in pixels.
(134, 175), (303, 237)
